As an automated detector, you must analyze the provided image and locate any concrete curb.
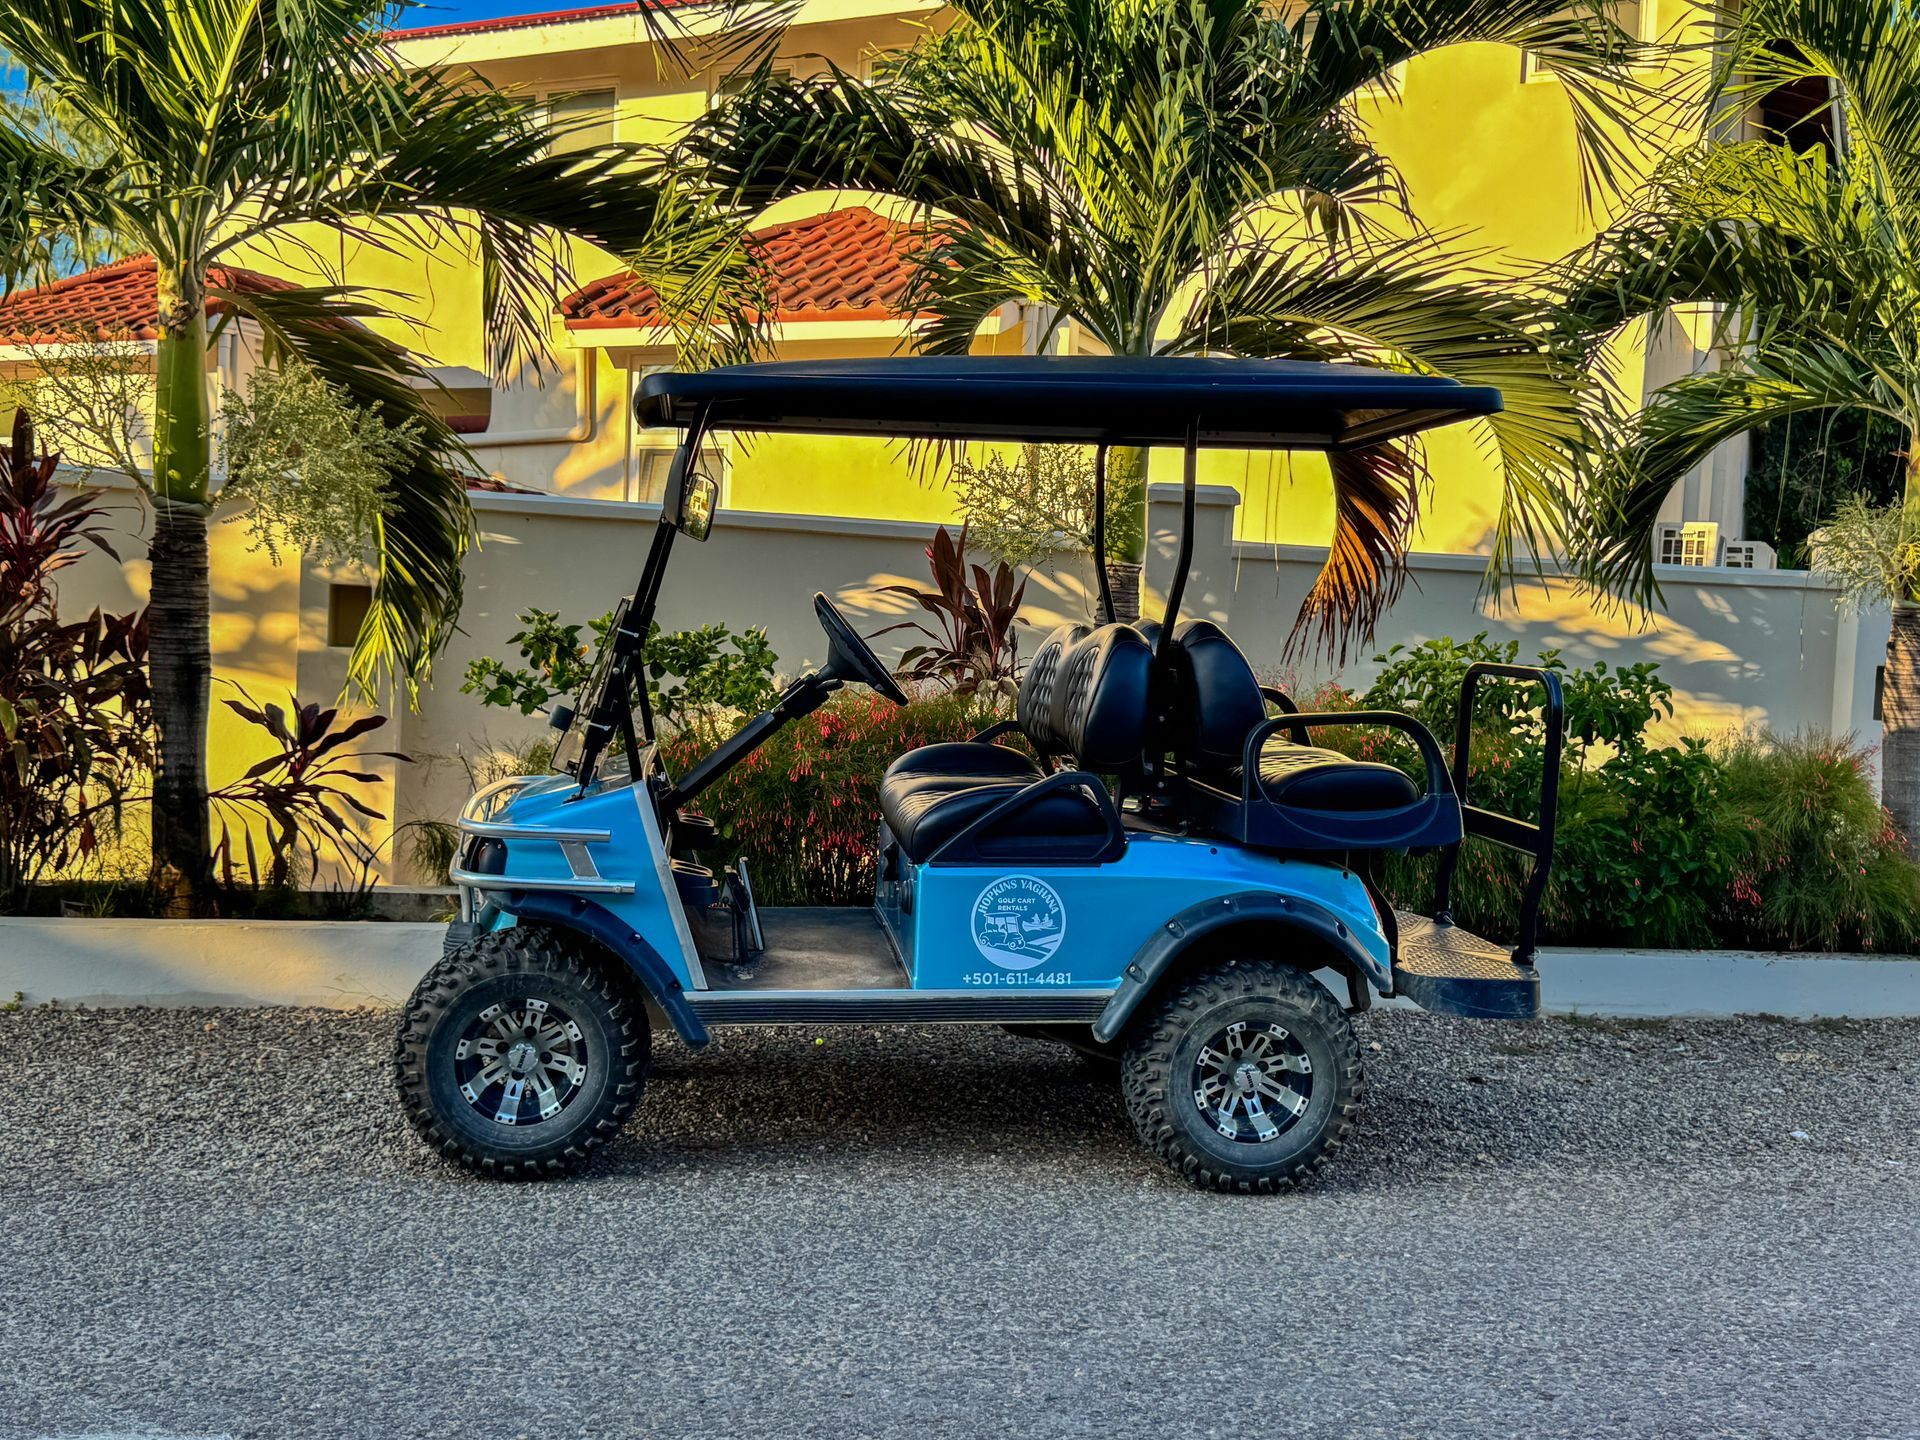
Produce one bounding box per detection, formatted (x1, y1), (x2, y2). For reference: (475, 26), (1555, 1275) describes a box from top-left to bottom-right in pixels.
(1535, 947), (1920, 1019)
(0, 918), (439, 1010)
(4, 917), (1920, 1020)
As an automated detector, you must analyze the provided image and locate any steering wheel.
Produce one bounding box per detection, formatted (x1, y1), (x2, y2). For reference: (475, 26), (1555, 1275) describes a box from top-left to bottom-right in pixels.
(814, 592), (907, 706)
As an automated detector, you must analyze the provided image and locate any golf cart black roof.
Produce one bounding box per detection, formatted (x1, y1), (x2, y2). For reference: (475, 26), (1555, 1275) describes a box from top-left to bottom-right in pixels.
(635, 355), (1501, 451)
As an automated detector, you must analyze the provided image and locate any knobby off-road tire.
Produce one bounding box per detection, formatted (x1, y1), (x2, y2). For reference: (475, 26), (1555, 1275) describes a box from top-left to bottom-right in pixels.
(1122, 957), (1363, 1194)
(394, 925), (650, 1178)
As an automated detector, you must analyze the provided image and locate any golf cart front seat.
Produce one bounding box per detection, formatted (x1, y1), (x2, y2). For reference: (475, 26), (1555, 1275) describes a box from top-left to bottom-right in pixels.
(880, 623), (1151, 863)
(1167, 619), (1462, 852)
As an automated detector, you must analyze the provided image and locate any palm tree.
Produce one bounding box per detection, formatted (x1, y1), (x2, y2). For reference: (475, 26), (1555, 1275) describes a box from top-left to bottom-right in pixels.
(666, 0), (1650, 637)
(1554, 0), (1920, 843)
(0, 0), (728, 907)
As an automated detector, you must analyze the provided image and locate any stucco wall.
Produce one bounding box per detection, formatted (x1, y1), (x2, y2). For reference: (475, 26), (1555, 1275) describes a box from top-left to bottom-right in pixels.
(1150, 486), (1886, 747)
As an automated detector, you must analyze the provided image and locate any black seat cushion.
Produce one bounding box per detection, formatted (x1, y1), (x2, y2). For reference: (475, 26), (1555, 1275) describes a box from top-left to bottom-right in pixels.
(879, 768), (1106, 863)
(1255, 744), (1419, 812)
(1015, 623), (1087, 754)
(1051, 623), (1153, 773)
(883, 742), (1042, 786)
(1166, 618), (1269, 775)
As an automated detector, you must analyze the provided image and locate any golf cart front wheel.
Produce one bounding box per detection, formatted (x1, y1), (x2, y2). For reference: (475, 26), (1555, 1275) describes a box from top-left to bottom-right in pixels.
(1122, 957), (1362, 1194)
(393, 924), (650, 1178)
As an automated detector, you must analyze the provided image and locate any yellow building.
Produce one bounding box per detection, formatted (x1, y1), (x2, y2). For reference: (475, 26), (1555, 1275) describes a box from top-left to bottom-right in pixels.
(265, 0), (1738, 554)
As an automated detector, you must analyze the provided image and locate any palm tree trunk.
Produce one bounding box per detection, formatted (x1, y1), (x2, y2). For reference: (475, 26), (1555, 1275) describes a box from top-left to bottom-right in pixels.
(1103, 444), (1147, 624)
(148, 274), (214, 912)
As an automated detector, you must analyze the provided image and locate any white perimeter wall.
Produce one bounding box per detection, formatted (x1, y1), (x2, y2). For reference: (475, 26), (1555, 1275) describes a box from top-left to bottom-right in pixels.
(387, 484), (1885, 857)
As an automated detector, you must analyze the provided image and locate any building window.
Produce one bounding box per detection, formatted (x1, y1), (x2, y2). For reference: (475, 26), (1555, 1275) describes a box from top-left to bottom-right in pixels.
(547, 87), (616, 156)
(327, 583), (373, 648)
(1751, 43), (1838, 154)
(1522, 0), (1642, 80)
(711, 63), (796, 105)
(635, 445), (727, 506)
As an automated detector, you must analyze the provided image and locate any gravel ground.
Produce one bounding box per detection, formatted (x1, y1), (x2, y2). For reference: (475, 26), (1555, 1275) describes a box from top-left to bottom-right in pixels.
(1, 1004), (1917, 1440)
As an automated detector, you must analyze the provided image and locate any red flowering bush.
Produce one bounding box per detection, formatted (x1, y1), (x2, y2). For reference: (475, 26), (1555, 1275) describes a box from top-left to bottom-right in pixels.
(661, 688), (1015, 905)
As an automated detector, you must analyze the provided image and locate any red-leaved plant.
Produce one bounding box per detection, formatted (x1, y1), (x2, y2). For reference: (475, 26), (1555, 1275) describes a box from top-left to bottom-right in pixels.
(0, 405), (409, 912)
(0, 411), (153, 907)
(871, 524), (1025, 697)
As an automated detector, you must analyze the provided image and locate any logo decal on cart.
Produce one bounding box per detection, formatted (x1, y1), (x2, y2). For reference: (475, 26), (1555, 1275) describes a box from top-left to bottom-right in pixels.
(971, 876), (1067, 970)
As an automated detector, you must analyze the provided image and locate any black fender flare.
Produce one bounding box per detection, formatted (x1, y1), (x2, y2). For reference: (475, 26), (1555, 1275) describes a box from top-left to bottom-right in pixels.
(492, 891), (710, 1048)
(1090, 890), (1386, 1046)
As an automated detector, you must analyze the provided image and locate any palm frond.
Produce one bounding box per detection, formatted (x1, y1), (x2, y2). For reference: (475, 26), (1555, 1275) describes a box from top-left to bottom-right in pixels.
(0, 127), (126, 288)
(1577, 346), (1896, 602)
(1703, 0), (1920, 203)
(219, 71), (684, 377)
(1295, 442), (1427, 658)
(211, 282), (472, 700)
(1183, 232), (1586, 593)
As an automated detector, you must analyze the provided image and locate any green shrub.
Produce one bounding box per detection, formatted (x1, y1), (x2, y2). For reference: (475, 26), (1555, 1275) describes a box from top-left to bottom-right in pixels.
(659, 689), (1013, 905)
(463, 609), (778, 734)
(1715, 731), (1920, 951)
(1331, 638), (1920, 952)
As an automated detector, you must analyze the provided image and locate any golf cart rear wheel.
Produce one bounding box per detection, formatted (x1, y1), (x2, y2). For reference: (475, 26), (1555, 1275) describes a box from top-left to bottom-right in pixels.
(393, 925), (649, 1178)
(1122, 957), (1362, 1194)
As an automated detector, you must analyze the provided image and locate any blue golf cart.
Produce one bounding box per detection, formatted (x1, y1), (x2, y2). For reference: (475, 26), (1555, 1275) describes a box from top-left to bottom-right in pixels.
(394, 356), (1564, 1192)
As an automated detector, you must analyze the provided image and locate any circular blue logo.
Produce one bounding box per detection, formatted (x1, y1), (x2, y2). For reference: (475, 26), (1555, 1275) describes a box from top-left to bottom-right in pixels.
(971, 876), (1068, 970)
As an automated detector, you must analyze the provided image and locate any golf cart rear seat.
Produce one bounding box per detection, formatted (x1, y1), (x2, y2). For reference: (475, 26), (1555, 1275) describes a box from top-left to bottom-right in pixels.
(1167, 619), (1462, 853)
(880, 623), (1151, 863)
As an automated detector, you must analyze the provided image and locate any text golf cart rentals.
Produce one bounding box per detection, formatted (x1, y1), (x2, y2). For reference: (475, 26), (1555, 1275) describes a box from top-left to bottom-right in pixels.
(395, 356), (1564, 1193)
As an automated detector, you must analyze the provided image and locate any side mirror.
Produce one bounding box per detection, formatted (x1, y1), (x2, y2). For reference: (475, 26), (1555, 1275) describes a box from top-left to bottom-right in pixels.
(681, 470), (717, 542)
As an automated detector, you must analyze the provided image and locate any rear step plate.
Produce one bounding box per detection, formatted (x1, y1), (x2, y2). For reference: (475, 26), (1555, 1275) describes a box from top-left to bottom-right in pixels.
(1391, 912), (1539, 1020)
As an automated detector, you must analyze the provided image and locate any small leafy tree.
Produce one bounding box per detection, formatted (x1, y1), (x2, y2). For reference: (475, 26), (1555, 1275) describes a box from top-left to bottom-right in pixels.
(1809, 494), (1920, 613)
(219, 361), (423, 566)
(0, 338), (151, 485)
(463, 609), (780, 733)
(949, 445), (1145, 588)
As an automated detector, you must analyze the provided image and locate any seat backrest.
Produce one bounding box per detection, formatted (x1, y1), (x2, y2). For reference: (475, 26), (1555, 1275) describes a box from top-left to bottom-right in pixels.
(1052, 623), (1154, 773)
(1015, 622), (1088, 757)
(1166, 618), (1268, 776)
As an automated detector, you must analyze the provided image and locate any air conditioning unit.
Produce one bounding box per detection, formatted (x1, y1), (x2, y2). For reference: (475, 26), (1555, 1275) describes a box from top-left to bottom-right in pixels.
(1655, 521), (1722, 567)
(1722, 539), (1777, 570)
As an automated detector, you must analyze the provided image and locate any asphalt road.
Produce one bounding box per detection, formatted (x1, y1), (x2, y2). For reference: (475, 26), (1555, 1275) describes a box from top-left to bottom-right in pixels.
(2, 1004), (1917, 1440)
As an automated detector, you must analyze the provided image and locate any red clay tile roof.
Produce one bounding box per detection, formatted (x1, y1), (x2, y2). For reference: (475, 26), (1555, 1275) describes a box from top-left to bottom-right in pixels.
(0, 255), (298, 344)
(394, 0), (687, 42)
(560, 207), (933, 329)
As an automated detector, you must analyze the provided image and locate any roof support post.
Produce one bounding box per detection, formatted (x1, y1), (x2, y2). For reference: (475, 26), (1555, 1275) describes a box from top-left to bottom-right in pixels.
(1155, 422), (1199, 665)
(1093, 443), (1114, 626)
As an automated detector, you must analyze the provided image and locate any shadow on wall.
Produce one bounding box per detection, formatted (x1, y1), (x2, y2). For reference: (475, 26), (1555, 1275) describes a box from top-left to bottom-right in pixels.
(1218, 542), (1876, 743)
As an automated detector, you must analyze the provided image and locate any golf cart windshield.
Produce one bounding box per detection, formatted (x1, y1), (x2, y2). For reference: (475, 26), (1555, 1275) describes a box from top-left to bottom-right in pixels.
(557, 356), (1502, 786)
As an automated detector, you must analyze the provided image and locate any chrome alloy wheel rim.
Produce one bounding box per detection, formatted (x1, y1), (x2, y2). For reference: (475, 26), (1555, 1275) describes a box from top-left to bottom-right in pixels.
(1191, 1019), (1313, 1144)
(454, 998), (589, 1127)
